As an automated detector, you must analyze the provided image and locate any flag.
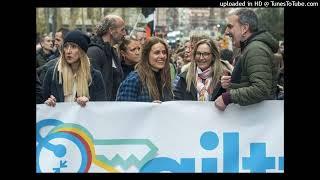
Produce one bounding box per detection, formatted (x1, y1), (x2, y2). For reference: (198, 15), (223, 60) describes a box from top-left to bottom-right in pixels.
(142, 8), (155, 39)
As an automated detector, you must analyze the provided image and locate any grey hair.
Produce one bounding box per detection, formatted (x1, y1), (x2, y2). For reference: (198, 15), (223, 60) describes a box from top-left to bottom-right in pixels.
(95, 15), (121, 37)
(231, 8), (258, 33)
(132, 27), (146, 33)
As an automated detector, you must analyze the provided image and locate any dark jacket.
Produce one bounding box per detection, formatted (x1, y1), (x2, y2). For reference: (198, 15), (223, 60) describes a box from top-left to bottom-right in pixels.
(36, 72), (44, 104)
(42, 66), (107, 102)
(87, 36), (124, 101)
(173, 71), (225, 101)
(47, 50), (60, 61)
(36, 48), (53, 68)
(229, 31), (279, 105)
(116, 71), (173, 102)
(121, 60), (135, 80)
(36, 57), (58, 84)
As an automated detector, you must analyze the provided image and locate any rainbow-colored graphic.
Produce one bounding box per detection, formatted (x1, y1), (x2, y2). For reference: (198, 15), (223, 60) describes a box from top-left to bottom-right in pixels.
(36, 119), (158, 173)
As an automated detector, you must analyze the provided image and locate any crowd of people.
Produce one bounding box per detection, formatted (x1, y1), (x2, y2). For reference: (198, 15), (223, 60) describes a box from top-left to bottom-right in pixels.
(36, 8), (284, 111)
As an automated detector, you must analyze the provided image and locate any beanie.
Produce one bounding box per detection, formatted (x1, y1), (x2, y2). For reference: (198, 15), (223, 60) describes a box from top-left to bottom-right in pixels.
(63, 30), (90, 52)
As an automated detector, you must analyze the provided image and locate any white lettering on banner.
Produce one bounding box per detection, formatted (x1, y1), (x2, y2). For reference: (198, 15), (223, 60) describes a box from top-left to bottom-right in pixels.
(36, 101), (284, 173)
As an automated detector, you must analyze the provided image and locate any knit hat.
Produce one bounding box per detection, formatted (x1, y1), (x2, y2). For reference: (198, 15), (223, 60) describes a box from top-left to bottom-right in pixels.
(63, 30), (90, 52)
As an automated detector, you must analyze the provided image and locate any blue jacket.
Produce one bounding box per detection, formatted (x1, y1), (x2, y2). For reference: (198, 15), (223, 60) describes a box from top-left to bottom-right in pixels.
(116, 71), (173, 102)
(42, 66), (107, 102)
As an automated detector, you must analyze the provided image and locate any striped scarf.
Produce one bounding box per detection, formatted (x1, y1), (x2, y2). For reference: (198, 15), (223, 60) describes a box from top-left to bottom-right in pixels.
(196, 67), (213, 101)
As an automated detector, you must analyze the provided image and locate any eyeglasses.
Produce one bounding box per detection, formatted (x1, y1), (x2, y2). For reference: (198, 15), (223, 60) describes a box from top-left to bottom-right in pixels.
(195, 51), (212, 58)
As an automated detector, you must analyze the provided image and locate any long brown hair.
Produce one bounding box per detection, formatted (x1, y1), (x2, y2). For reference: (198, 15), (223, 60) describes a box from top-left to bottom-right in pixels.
(135, 37), (172, 100)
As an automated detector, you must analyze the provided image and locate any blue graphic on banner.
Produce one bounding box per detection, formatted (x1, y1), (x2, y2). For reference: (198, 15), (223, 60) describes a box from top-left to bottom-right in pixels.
(242, 143), (275, 172)
(141, 132), (283, 173)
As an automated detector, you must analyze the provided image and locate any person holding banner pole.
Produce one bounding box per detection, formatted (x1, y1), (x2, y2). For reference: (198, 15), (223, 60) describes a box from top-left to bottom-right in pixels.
(43, 30), (106, 107)
(215, 8), (279, 111)
(116, 37), (173, 102)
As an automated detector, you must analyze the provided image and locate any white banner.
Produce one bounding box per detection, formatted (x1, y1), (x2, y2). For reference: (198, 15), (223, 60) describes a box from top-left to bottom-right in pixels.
(36, 101), (284, 173)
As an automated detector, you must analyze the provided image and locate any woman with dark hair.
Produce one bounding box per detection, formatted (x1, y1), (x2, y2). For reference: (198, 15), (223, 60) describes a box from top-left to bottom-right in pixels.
(43, 30), (106, 107)
(173, 38), (232, 101)
(116, 37), (173, 102)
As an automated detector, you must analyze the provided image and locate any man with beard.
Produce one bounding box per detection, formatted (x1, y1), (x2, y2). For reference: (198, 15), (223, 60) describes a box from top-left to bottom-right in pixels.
(87, 15), (126, 101)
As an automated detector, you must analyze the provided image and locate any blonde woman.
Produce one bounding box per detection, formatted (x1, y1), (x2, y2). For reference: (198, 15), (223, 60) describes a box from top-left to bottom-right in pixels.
(173, 38), (232, 101)
(116, 37), (173, 102)
(43, 30), (106, 107)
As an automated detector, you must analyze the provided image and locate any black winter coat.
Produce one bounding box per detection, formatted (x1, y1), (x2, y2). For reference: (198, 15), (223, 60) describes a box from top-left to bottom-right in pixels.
(87, 36), (124, 101)
(42, 66), (107, 102)
(36, 72), (44, 104)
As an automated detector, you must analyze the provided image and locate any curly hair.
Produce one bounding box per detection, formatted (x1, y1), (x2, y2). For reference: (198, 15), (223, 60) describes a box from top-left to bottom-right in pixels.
(95, 15), (121, 37)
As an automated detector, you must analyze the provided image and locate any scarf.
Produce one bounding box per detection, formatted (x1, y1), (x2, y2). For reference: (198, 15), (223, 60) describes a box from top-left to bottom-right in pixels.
(196, 67), (213, 101)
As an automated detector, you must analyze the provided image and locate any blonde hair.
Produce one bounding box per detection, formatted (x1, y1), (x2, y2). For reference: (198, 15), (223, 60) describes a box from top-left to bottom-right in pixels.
(54, 47), (92, 99)
(135, 37), (172, 100)
(186, 38), (224, 92)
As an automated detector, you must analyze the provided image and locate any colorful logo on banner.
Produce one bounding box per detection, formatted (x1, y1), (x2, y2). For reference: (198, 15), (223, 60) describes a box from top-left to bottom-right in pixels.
(37, 119), (284, 173)
(36, 119), (158, 173)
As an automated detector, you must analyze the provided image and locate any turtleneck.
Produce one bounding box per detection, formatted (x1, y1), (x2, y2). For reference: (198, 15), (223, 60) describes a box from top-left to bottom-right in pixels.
(153, 70), (163, 101)
(121, 60), (135, 79)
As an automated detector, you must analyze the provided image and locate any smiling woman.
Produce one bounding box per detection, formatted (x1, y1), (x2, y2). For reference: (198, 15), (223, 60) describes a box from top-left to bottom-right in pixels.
(42, 30), (107, 107)
(116, 37), (173, 102)
(173, 38), (233, 101)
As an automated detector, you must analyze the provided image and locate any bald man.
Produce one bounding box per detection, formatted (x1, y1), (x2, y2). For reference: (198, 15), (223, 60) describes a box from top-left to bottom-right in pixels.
(87, 15), (126, 101)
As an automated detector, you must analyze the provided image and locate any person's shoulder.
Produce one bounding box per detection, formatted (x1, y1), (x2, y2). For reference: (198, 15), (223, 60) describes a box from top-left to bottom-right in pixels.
(88, 43), (104, 52)
(245, 39), (270, 57)
(91, 67), (101, 75)
(118, 71), (141, 94)
(178, 70), (187, 79)
(46, 65), (55, 73)
(43, 65), (56, 82)
(249, 39), (267, 49)
(125, 71), (139, 81)
(88, 37), (105, 51)
(120, 71), (141, 88)
(180, 63), (190, 73)
(46, 58), (58, 67)
(36, 48), (43, 55)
